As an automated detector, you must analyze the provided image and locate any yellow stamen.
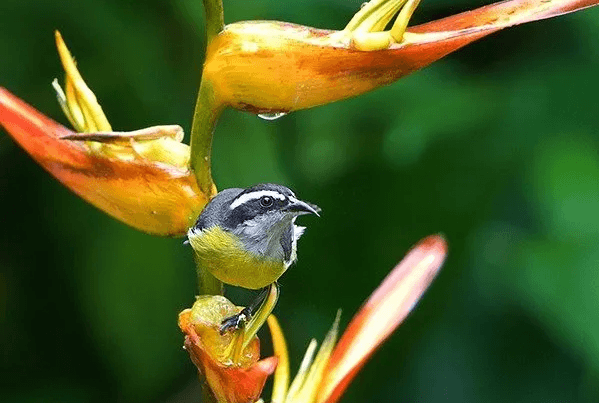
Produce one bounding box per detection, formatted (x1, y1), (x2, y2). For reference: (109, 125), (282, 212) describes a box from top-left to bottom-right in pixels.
(345, 0), (399, 32)
(390, 0), (422, 42)
(341, 0), (422, 50)
(356, 0), (407, 33)
(370, 0), (406, 32)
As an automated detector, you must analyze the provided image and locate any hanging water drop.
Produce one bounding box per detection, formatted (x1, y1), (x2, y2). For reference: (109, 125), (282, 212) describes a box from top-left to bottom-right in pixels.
(258, 112), (287, 121)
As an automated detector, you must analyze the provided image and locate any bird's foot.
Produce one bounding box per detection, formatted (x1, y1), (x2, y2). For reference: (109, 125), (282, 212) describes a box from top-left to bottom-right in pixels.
(219, 285), (274, 334)
(219, 309), (249, 334)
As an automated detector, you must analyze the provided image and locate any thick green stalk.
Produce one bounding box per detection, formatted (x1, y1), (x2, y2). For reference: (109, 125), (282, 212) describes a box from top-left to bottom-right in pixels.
(189, 79), (223, 198)
(190, 79), (224, 296)
(195, 253), (224, 296)
(189, 79), (225, 297)
(203, 0), (224, 44)
(188, 3), (223, 403)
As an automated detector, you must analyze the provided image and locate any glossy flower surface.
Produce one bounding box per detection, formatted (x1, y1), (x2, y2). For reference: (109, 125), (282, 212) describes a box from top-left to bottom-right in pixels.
(203, 0), (598, 115)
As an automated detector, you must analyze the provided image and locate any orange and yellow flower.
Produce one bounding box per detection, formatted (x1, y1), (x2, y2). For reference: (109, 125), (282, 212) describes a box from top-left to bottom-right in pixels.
(1, 0), (597, 237)
(203, 0), (599, 115)
(0, 32), (214, 236)
(180, 235), (447, 403)
(1, 1), (596, 400)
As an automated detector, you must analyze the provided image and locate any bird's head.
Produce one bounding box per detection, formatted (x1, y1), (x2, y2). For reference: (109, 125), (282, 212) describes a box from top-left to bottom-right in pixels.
(188, 184), (320, 260)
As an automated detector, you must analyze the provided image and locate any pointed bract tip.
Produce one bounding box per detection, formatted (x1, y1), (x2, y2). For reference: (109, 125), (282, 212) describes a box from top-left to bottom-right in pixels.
(316, 234), (448, 403)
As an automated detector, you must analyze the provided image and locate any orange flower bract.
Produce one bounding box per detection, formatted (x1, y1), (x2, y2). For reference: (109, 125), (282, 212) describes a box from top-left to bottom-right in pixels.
(0, 88), (209, 236)
(203, 0), (599, 115)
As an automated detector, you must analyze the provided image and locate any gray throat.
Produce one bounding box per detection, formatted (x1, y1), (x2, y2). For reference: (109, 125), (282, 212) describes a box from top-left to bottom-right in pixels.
(233, 213), (304, 266)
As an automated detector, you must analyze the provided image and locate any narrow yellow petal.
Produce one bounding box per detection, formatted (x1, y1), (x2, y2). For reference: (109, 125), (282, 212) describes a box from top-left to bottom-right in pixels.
(55, 30), (111, 132)
(64, 77), (87, 132)
(294, 311), (340, 403)
(70, 80), (101, 132)
(317, 235), (447, 403)
(51, 79), (78, 130)
(267, 315), (290, 403)
(285, 339), (318, 402)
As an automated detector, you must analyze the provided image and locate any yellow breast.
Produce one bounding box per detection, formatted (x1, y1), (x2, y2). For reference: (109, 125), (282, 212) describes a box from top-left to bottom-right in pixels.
(188, 226), (287, 290)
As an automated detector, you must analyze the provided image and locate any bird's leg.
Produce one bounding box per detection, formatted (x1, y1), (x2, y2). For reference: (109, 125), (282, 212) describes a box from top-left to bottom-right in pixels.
(221, 283), (280, 362)
(220, 284), (275, 334)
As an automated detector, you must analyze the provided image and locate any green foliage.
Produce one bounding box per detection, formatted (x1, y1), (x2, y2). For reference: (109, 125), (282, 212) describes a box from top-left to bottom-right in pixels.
(1, 1), (598, 402)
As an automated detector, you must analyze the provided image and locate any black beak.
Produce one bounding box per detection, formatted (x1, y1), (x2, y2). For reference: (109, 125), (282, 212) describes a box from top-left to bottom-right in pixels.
(285, 198), (321, 216)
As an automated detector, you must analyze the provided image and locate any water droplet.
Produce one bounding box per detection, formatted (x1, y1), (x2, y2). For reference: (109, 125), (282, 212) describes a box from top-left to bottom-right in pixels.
(361, 2), (369, 8)
(258, 112), (287, 121)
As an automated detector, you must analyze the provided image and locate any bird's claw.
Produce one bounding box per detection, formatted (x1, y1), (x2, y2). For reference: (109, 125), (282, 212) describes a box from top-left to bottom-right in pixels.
(219, 311), (248, 334)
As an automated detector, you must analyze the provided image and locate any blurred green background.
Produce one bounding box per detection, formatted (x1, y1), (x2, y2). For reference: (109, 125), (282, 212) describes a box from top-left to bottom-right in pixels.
(1, 0), (598, 402)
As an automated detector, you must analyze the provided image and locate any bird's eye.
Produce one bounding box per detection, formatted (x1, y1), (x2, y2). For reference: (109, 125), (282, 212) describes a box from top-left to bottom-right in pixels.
(260, 196), (274, 207)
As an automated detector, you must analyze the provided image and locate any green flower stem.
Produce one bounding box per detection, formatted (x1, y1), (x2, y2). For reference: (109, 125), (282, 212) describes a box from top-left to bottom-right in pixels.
(189, 81), (225, 297)
(195, 249), (221, 403)
(190, 4), (223, 402)
(190, 0), (226, 302)
(203, 0), (224, 44)
(189, 76), (225, 193)
(195, 253), (224, 296)
(194, 249), (221, 401)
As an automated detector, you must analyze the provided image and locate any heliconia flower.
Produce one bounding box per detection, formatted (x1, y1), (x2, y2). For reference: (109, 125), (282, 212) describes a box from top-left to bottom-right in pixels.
(0, 32), (215, 236)
(183, 234), (447, 403)
(179, 295), (279, 403)
(202, 0), (599, 115)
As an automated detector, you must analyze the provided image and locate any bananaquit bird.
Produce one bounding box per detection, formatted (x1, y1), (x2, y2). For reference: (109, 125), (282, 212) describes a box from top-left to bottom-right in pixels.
(187, 183), (320, 332)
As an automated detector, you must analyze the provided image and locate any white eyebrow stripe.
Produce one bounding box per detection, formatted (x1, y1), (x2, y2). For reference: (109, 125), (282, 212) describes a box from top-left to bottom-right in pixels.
(229, 190), (286, 210)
